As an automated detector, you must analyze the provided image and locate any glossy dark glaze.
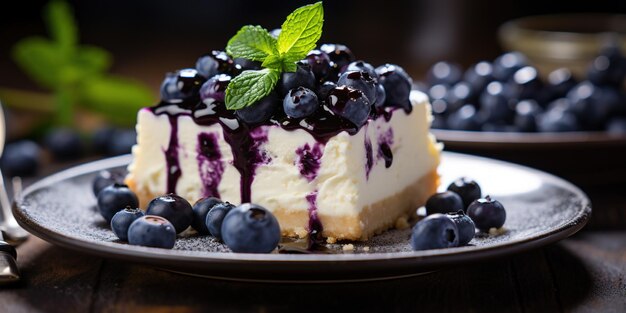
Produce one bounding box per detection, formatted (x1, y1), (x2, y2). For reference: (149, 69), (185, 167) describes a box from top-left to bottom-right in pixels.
(378, 128), (395, 168)
(196, 132), (223, 198)
(164, 115), (181, 194)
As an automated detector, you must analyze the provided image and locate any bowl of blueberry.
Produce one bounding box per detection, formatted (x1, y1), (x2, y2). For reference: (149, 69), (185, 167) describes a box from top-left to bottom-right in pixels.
(422, 47), (626, 186)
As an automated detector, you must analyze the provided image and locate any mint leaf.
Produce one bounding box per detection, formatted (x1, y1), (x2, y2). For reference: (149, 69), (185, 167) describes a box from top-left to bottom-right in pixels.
(277, 2), (323, 59)
(45, 0), (77, 52)
(226, 25), (277, 62)
(261, 54), (282, 70)
(225, 69), (279, 110)
(12, 37), (64, 89)
(74, 45), (112, 74)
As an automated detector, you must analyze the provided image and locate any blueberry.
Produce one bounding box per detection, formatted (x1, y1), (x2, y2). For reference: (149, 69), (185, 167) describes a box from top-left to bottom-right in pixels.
(320, 44), (355, 74)
(467, 196), (506, 232)
(92, 126), (116, 155)
(111, 206), (145, 241)
(425, 191), (465, 215)
(445, 82), (476, 111)
(479, 81), (515, 123)
(283, 87), (319, 118)
(196, 50), (234, 78)
(428, 84), (450, 102)
(44, 128), (84, 161)
(199, 74), (231, 104)
(464, 61), (494, 95)
(426, 61), (462, 86)
(538, 107), (580, 132)
(280, 61), (315, 96)
(235, 93), (278, 124)
(508, 66), (544, 102)
(316, 81), (337, 100)
(92, 170), (124, 197)
(431, 115), (447, 129)
(190, 197), (223, 235)
(492, 52), (528, 81)
(327, 86), (371, 127)
(567, 81), (616, 129)
(587, 45), (626, 87)
(447, 211), (476, 246)
(431, 99), (453, 116)
(373, 84), (387, 108)
(106, 129), (136, 156)
(221, 203), (281, 253)
(206, 202), (236, 240)
(0, 140), (40, 177)
(234, 58), (262, 71)
(607, 117), (626, 134)
(410, 213), (459, 250)
(337, 70), (377, 104)
(269, 28), (281, 38)
(160, 69), (206, 107)
(344, 61), (377, 79)
(146, 194), (193, 233)
(305, 50), (332, 82)
(514, 99), (542, 132)
(547, 68), (578, 99)
(128, 215), (176, 249)
(446, 104), (481, 131)
(546, 97), (575, 115)
(97, 183), (139, 223)
(447, 177), (482, 208)
(375, 64), (413, 108)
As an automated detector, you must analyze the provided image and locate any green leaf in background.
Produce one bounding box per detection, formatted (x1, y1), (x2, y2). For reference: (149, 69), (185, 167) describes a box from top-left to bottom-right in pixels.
(277, 2), (324, 59)
(12, 37), (64, 89)
(226, 25), (278, 62)
(225, 69), (279, 110)
(79, 75), (154, 125)
(74, 45), (112, 74)
(45, 0), (77, 53)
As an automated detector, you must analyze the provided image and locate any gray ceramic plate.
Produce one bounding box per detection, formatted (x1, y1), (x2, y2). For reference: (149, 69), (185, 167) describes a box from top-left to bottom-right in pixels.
(13, 152), (591, 282)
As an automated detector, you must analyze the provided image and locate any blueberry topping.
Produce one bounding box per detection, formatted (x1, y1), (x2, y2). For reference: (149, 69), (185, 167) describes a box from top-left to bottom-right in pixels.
(446, 177), (482, 208)
(160, 69), (206, 106)
(196, 50), (234, 78)
(410, 213), (459, 250)
(316, 81), (337, 100)
(492, 52), (528, 81)
(327, 86), (371, 127)
(44, 128), (84, 161)
(206, 202), (236, 240)
(1, 140), (40, 177)
(305, 49), (332, 82)
(344, 60), (377, 79)
(235, 93), (279, 124)
(514, 100), (542, 132)
(128, 215), (176, 249)
(92, 170), (124, 197)
(425, 191), (465, 215)
(199, 74), (231, 104)
(280, 61), (316, 96)
(97, 183), (139, 223)
(427, 61), (462, 86)
(337, 70), (377, 104)
(467, 196), (506, 232)
(447, 211), (476, 246)
(375, 64), (412, 108)
(283, 87), (319, 118)
(191, 197), (223, 235)
(146, 194), (194, 233)
(221, 203), (281, 253)
(373, 84), (387, 108)
(111, 206), (145, 241)
(320, 44), (355, 73)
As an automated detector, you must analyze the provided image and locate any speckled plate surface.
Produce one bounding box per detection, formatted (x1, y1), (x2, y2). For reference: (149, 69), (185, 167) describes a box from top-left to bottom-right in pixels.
(13, 152), (591, 282)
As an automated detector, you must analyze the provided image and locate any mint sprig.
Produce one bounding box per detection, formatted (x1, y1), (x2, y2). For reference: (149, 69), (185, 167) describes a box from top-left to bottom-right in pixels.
(225, 2), (324, 110)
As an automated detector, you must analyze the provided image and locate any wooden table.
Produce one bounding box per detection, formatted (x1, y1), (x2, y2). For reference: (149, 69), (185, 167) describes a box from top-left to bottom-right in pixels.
(1, 173), (625, 312)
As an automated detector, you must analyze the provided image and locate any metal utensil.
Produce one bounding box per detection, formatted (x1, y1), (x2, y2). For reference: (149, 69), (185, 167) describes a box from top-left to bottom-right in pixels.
(0, 230), (20, 285)
(0, 102), (29, 242)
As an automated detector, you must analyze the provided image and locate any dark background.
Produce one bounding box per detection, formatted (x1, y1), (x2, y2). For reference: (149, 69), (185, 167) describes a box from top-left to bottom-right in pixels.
(2, 0), (626, 94)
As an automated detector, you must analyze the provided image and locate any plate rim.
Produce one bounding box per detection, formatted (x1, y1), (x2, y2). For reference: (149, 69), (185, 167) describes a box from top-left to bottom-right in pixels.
(432, 129), (626, 147)
(13, 153), (592, 266)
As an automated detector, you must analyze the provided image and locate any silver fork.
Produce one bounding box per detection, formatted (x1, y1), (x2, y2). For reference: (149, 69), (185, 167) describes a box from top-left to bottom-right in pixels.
(0, 102), (29, 242)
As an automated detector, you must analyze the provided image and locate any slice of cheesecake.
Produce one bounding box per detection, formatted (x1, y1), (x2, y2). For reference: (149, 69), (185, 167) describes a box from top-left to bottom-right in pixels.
(125, 90), (441, 241)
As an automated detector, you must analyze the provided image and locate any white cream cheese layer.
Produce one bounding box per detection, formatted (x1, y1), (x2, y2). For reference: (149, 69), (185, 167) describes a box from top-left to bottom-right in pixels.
(127, 90), (442, 217)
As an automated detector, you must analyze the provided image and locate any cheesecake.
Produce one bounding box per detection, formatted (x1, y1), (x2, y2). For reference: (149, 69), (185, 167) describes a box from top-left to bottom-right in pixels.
(125, 3), (441, 242)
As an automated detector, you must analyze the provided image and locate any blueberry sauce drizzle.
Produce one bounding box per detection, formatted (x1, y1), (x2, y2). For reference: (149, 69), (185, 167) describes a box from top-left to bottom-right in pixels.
(196, 132), (224, 198)
(364, 125), (374, 179)
(377, 128), (394, 168)
(295, 143), (323, 182)
(164, 115), (181, 194)
(306, 192), (324, 248)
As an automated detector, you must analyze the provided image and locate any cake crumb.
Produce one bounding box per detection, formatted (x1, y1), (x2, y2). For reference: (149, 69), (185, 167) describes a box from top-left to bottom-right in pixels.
(326, 237), (337, 244)
(395, 216), (410, 230)
(342, 244), (354, 251)
(363, 246), (370, 252)
(489, 227), (507, 236)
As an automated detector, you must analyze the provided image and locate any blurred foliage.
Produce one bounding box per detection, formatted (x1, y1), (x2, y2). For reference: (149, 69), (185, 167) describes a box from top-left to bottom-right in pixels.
(11, 0), (155, 127)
